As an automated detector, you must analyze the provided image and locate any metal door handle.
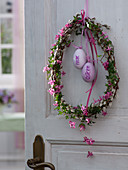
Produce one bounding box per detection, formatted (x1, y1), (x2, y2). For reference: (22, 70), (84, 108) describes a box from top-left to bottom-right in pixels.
(27, 159), (55, 170)
(27, 135), (55, 170)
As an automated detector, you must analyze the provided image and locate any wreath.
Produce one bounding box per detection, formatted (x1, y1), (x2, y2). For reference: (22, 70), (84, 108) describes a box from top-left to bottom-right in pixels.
(43, 12), (120, 148)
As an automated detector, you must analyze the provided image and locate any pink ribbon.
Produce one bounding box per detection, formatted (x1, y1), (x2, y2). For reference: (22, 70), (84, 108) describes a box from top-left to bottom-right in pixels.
(85, 31), (98, 111)
(72, 44), (82, 49)
(83, 0), (98, 114)
(80, 9), (85, 25)
(72, 0), (98, 114)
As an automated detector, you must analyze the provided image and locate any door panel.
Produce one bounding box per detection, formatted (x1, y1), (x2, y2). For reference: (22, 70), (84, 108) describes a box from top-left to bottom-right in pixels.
(44, 0), (107, 111)
(25, 0), (128, 169)
(50, 141), (128, 170)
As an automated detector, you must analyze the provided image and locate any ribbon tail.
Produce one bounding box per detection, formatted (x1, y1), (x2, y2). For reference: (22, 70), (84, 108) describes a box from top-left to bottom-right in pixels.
(85, 31), (99, 112)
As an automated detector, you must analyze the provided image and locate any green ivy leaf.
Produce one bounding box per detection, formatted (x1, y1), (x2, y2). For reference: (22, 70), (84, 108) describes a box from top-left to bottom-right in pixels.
(54, 106), (60, 110)
(65, 115), (69, 119)
(97, 55), (102, 58)
(79, 123), (85, 127)
(58, 111), (63, 115)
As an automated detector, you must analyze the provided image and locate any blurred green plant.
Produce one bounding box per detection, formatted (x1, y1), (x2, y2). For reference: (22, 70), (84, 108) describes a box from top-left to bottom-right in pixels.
(2, 49), (12, 74)
(1, 19), (12, 44)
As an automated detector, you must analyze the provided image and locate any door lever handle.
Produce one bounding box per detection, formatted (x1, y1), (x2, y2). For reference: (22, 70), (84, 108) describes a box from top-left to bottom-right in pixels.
(27, 135), (55, 170)
(27, 159), (55, 170)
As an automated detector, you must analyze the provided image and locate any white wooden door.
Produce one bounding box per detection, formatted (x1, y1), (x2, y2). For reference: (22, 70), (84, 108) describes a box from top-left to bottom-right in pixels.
(25, 0), (128, 169)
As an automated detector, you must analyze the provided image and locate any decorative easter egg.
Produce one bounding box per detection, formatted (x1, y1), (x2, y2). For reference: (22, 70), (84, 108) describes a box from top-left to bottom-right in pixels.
(73, 49), (86, 69)
(82, 62), (96, 82)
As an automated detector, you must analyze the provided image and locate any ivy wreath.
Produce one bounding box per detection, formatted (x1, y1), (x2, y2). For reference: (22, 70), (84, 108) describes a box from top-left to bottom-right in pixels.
(43, 12), (120, 131)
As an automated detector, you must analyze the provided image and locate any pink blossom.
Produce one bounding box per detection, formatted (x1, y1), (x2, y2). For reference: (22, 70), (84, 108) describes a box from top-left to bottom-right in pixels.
(60, 27), (65, 33)
(93, 91), (113, 104)
(49, 51), (53, 54)
(81, 105), (88, 116)
(55, 34), (60, 40)
(73, 106), (78, 109)
(55, 85), (63, 93)
(48, 80), (55, 85)
(109, 91), (113, 96)
(104, 35), (108, 39)
(65, 23), (72, 28)
(53, 102), (58, 106)
(83, 136), (95, 145)
(59, 85), (64, 89)
(43, 66), (50, 72)
(103, 61), (109, 70)
(101, 32), (109, 39)
(87, 151), (93, 158)
(80, 125), (85, 131)
(105, 93), (109, 100)
(86, 118), (91, 124)
(57, 60), (62, 64)
(106, 46), (112, 51)
(105, 92), (111, 99)
(101, 31), (107, 36)
(55, 85), (63, 90)
(61, 71), (66, 77)
(52, 44), (56, 47)
(55, 89), (61, 93)
(84, 110), (88, 116)
(48, 88), (55, 95)
(102, 111), (107, 116)
(104, 91), (112, 100)
(58, 27), (65, 37)
(65, 23), (69, 28)
(55, 85), (59, 88)
(81, 105), (86, 111)
(69, 121), (76, 129)
(59, 32), (64, 37)
(99, 96), (102, 101)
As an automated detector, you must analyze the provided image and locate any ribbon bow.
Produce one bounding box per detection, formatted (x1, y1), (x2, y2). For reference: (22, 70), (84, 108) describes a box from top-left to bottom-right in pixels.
(78, 9), (86, 25)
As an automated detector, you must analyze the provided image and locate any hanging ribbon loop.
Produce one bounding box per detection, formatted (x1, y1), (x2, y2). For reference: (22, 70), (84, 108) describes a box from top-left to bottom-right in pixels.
(81, 9), (85, 25)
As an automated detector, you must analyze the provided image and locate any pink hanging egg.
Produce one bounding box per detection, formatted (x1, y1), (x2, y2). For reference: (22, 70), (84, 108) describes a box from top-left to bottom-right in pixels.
(81, 62), (96, 82)
(73, 49), (86, 69)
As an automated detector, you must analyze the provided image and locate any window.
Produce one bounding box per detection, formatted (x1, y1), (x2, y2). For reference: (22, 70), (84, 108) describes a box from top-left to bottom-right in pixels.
(0, 1), (25, 168)
(0, 0), (24, 112)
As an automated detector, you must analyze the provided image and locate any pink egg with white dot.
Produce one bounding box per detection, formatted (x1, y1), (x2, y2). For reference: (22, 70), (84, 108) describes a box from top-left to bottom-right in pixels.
(73, 49), (86, 69)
